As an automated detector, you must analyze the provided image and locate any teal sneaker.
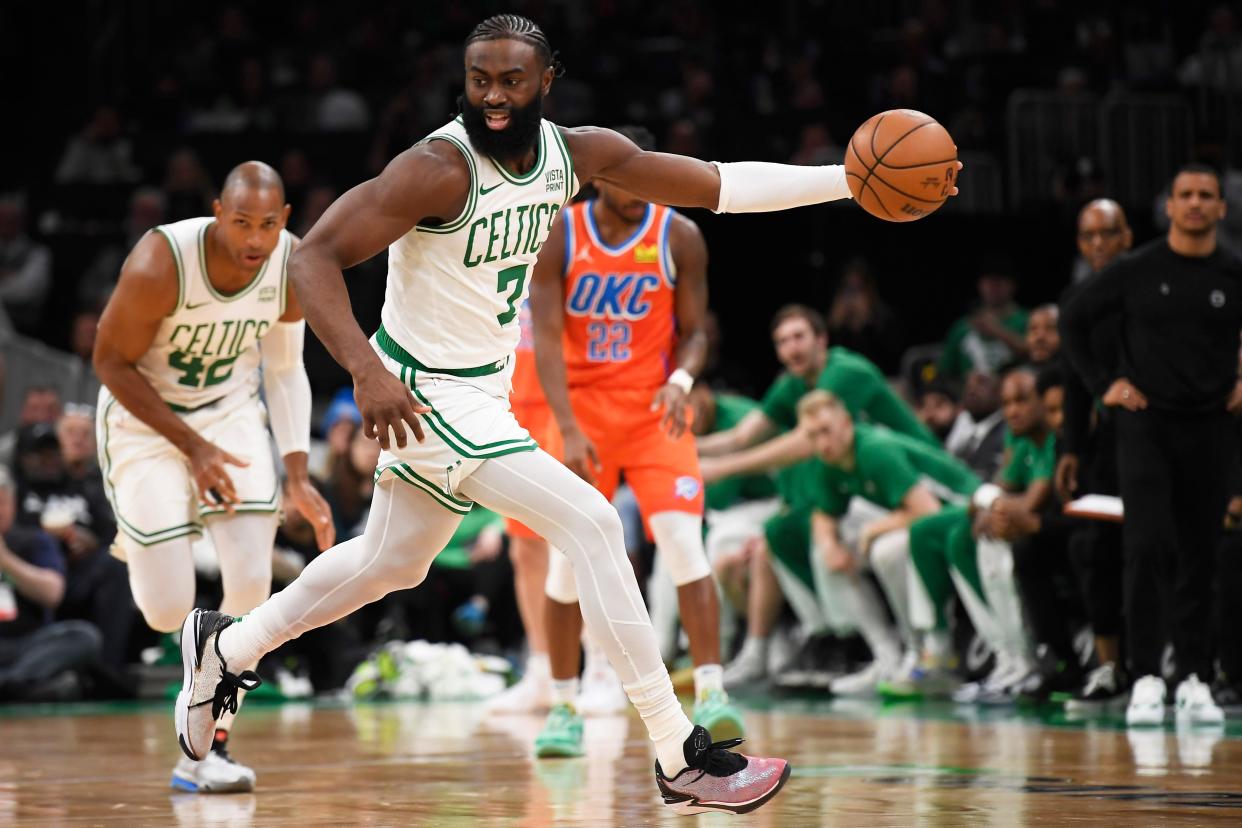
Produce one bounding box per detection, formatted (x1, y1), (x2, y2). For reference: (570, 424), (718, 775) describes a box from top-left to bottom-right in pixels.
(534, 703), (584, 758)
(692, 688), (745, 741)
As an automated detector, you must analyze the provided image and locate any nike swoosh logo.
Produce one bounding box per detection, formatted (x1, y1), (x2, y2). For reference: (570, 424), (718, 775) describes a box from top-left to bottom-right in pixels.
(479, 182), (503, 196)
(185, 300), (211, 310)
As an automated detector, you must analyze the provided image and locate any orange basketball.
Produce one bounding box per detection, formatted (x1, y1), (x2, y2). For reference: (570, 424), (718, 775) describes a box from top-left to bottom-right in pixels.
(844, 109), (958, 222)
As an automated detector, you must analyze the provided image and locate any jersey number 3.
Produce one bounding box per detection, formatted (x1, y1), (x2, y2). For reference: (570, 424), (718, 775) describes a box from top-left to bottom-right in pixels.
(169, 352), (239, 388)
(496, 264), (528, 326)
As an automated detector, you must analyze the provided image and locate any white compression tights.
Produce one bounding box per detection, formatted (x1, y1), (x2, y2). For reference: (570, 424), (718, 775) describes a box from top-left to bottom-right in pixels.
(217, 449), (693, 770)
(126, 512), (278, 633)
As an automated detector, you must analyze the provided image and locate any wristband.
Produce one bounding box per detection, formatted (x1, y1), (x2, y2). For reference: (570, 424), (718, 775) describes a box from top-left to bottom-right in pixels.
(972, 483), (1003, 511)
(667, 368), (694, 394)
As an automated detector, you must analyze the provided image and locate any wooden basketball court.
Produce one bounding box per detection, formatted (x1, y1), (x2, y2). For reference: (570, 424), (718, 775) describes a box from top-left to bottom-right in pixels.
(4, 697), (1242, 825)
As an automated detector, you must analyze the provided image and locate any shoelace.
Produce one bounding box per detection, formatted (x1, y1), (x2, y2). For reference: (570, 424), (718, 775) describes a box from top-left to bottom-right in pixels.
(211, 668), (262, 720)
(694, 737), (749, 777)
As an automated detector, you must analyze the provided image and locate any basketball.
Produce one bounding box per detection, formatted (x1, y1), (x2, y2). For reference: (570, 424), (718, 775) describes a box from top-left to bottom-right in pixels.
(844, 109), (958, 222)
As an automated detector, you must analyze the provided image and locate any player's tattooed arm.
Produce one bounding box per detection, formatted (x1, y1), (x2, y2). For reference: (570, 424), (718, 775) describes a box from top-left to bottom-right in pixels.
(93, 232), (249, 510)
(530, 213), (601, 484)
(289, 142), (469, 450)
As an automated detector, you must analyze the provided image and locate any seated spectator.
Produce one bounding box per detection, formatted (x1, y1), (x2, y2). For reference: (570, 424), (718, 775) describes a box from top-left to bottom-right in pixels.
(0, 385), (63, 468)
(1002, 366), (1094, 697)
(793, 390), (982, 698)
(0, 465), (102, 701)
(916, 377), (961, 442)
(55, 403), (107, 488)
(0, 196), (52, 336)
(1025, 304), (1061, 367)
(12, 422), (132, 686)
(892, 366), (1053, 703)
(937, 262), (1029, 378)
(53, 105), (140, 185)
(826, 258), (903, 375)
(945, 371), (1007, 481)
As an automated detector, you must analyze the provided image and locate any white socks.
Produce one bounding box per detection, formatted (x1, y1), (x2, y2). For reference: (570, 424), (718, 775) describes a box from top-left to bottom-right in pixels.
(551, 677), (580, 707)
(624, 669), (694, 776)
(694, 664), (724, 698)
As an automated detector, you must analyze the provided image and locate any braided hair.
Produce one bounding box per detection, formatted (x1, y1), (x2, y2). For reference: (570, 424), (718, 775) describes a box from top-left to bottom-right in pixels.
(465, 14), (563, 76)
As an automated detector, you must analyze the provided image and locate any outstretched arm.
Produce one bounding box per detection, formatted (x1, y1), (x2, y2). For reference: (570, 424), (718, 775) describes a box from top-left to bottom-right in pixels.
(562, 126), (959, 214)
(289, 141), (469, 450)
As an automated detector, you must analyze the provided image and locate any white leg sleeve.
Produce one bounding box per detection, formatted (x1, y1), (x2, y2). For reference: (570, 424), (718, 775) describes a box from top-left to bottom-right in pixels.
(976, 537), (1032, 662)
(869, 528), (916, 650)
(218, 479), (464, 668)
(647, 553), (682, 663)
(459, 449), (692, 765)
(126, 537), (197, 633)
(545, 544), (579, 604)
(457, 449), (661, 687)
(205, 512), (279, 618)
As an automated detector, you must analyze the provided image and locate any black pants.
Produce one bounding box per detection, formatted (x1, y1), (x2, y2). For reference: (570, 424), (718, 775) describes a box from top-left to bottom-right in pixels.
(58, 549), (135, 672)
(1116, 409), (1235, 683)
(1067, 521), (1124, 639)
(1013, 518), (1084, 667)
(1216, 528), (1242, 682)
(0, 621), (102, 698)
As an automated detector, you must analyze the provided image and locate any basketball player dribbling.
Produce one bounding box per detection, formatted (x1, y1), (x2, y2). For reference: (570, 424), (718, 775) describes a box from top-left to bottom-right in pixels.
(529, 125), (743, 758)
(174, 15), (956, 813)
(93, 162), (334, 793)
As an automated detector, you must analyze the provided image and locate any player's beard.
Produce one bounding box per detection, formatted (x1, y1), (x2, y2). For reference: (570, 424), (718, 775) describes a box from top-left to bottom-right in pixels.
(459, 93), (544, 162)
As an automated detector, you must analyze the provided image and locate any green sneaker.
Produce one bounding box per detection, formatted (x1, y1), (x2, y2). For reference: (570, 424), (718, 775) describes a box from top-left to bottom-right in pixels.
(692, 688), (745, 741)
(534, 703), (584, 758)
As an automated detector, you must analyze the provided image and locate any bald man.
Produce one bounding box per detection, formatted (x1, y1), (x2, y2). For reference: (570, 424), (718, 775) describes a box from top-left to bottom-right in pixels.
(1053, 199), (1131, 711)
(94, 161), (333, 793)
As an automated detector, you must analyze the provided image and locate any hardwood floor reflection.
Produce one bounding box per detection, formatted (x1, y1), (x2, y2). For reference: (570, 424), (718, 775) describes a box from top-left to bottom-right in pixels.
(3, 698), (1242, 825)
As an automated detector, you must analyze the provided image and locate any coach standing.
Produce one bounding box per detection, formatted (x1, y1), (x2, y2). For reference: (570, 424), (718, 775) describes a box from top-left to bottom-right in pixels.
(1062, 164), (1242, 727)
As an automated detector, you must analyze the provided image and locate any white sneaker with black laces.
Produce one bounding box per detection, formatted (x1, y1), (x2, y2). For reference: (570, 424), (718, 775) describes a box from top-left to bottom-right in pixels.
(175, 609), (261, 761)
(1126, 675), (1167, 727)
(1175, 674), (1224, 727)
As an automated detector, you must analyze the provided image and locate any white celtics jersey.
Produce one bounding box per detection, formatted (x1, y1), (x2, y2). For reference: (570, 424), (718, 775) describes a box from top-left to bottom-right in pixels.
(380, 117), (578, 370)
(137, 217), (292, 410)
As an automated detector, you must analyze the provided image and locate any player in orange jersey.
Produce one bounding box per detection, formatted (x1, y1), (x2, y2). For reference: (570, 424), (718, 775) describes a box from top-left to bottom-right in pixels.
(528, 127), (743, 758)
